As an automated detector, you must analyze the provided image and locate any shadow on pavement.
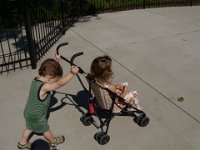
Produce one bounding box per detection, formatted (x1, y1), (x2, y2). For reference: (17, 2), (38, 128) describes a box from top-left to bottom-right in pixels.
(31, 139), (50, 150)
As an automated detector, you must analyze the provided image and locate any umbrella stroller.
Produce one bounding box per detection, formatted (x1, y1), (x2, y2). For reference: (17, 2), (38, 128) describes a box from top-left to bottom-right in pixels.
(56, 43), (150, 145)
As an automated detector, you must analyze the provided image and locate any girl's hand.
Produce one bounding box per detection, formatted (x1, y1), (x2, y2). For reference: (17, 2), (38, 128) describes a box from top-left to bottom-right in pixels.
(116, 84), (124, 95)
(70, 65), (79, 75)
(55, 52), (61, 61)
(116, 84), (128, 97)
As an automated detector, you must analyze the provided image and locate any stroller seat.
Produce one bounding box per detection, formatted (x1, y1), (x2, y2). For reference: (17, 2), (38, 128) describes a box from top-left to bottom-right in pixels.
(91, 82), (122, 113)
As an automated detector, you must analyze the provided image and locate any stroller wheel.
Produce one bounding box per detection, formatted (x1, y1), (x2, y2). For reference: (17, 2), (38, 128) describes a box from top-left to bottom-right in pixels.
(80, 115), (94, 126)
(134, 113), (149, 127)
(138, 116), (149, 127)
(94, 131), (105, 141)
(98, 134), (110, 145)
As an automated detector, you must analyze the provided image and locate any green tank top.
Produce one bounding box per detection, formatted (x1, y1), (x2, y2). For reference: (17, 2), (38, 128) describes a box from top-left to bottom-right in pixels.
(24, 78), (51, 121)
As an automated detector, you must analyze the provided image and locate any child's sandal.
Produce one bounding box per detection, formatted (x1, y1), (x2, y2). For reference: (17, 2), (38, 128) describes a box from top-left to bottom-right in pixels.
(50, 136), (65, 148)
(17, 142), (31, 149)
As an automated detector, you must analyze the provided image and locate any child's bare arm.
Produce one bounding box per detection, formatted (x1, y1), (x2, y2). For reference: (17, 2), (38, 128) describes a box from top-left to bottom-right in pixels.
(55, 52), (61, 61)
(107, 83), (127, 96)
(41, 66), (79, 93)
(108, 84), (127, 108)
(107, 84), (117, 93)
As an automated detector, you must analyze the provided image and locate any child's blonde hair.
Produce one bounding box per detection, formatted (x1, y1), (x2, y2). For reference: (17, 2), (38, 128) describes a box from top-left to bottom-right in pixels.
(90, 55), (113, 83)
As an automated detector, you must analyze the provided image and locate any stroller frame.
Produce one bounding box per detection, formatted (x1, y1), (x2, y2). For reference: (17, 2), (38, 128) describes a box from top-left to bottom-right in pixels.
(56, 43), (150, 145)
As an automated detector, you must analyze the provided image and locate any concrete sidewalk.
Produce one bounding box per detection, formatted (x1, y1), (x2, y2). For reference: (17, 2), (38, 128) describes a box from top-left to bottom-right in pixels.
(1, 6), (200, 150)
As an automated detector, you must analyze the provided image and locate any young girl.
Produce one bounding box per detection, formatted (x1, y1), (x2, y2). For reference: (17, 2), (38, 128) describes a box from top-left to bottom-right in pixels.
(18, 53), (79, 149)
(89, 55), (142, 112)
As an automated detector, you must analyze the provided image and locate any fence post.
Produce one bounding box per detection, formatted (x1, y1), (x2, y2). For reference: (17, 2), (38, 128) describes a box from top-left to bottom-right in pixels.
(22, 0), (37, 69)
(60, 0), (66, 35)
(60, 0), (65, 28)
(190, 0), (193, 6)
(143, 0), (146, 9)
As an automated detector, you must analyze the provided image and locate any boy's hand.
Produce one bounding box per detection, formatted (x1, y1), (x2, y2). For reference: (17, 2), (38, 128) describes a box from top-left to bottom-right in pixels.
(70, 65), (79, 75)
(55, 52), (61, 61)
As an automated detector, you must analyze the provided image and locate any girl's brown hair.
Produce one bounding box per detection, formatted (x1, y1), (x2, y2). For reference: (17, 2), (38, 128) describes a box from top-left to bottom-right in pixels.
(39, 59), (63, 78)
(90, 55), (113, 83)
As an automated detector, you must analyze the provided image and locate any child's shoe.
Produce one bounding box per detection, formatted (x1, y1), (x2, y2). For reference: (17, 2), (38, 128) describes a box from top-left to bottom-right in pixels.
(50, 136), (65, 148)
(17, 142), (31, 149)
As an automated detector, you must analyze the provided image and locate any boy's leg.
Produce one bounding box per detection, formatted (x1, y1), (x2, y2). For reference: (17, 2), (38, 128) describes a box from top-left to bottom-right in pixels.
(19, 128), (32, 145)
(43, 129), (55, 143)
(18, 128), (32, 149)
(43, 129), (65, 147)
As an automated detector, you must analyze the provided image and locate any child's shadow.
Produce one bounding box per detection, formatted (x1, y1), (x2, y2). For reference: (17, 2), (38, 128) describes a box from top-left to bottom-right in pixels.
(31, 139), (50, 150)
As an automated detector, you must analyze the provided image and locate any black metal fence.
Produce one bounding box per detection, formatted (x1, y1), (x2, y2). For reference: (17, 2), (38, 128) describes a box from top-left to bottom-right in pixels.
(0, 0), (79, 74)
(1, 0), (200, 74)
(0, 0), (29, 73)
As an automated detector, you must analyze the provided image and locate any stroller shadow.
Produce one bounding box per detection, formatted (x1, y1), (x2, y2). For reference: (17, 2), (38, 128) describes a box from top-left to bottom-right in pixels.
(46, 89), (90, 119)
(54, 89), (90, 115)
(46, 91), (64, 120)
(72, 90), (90, 110)
(55, 89), (113, 120)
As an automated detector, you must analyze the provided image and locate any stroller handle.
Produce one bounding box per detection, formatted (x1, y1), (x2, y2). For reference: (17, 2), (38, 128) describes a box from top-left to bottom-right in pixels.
(69, 52), (85, 74)
(56, 42), (69, 54)
(55, 42), (85, 74)
(70, 52), (84, 65)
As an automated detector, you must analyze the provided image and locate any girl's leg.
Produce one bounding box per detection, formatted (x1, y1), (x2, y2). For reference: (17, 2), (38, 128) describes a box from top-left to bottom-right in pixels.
(19, 128), (32, 145)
